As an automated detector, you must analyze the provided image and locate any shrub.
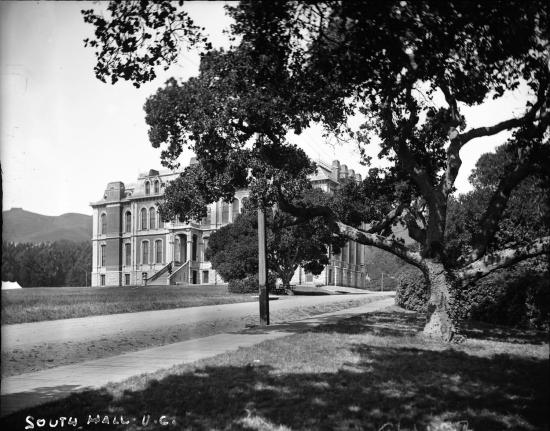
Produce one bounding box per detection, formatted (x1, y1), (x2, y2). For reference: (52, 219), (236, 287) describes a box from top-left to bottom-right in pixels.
(395, 260), (549, 330)
(395, 268), (428, 313)
(227, 274), (277, 294)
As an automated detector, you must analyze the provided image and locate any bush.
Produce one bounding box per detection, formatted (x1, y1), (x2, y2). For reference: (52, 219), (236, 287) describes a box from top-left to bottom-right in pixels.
(227, 274), (277, 294)
(395, 260), (550, 330)
(395, 269), (428, 313)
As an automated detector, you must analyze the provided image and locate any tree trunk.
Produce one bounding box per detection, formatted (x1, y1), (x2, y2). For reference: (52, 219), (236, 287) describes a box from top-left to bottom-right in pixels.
(422, 259), (456, 342)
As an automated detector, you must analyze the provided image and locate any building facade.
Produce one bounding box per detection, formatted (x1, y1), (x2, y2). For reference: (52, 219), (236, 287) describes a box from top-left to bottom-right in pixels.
(91, 159), (370, 288)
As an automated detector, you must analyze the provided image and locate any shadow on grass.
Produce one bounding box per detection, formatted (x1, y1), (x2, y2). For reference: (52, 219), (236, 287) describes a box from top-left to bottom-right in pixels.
(2, 350), (547, 428)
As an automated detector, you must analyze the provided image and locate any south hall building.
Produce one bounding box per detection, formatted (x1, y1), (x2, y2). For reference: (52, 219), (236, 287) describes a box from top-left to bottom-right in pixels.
(90, 159), (371, 288)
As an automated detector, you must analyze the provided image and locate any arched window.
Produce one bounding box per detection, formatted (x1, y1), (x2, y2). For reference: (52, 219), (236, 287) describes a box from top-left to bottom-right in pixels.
(158, 210), (164, 228)
(142, 241), (149, 264)
(232, 199), (240, 220)
(145, 181), (150, 195)
(125, 211), (131, 233)
(221, 202), (229, 224)
(140, 208), (147, 230)
(154, 180), (160, 194)
(155, 240), (162, 264)
(100, 213), (107, 235)
(149, 207), (156, 230)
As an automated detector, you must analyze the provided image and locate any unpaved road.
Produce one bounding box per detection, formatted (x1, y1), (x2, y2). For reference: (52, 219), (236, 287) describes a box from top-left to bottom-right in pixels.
(1, 293), (394, 376)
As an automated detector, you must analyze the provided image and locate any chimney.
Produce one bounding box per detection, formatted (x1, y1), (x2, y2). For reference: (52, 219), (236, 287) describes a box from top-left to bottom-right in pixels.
(355, 173), (362, 183)
(348, 169), (355, 181)
(339, 164), (348, 180)
(331, 160), (340, 179)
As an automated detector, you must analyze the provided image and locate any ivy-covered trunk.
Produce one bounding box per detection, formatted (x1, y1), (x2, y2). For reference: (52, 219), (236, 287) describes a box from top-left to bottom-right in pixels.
(422, 259), (457, 342)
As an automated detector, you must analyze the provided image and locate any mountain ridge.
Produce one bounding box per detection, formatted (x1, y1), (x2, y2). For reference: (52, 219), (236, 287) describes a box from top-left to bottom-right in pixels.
(2, 208), (92, 244)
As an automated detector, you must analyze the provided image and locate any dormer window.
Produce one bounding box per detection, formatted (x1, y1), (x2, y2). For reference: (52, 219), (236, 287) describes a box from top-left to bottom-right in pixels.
(145, 181), (150, 195)
(154, 180), (160, 194)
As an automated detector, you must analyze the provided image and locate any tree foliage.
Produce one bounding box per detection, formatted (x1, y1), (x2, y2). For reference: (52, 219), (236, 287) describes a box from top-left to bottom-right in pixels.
(206, 195), (345, 287)
(84, 1), (550, 341)
(2, 241), (92, 287)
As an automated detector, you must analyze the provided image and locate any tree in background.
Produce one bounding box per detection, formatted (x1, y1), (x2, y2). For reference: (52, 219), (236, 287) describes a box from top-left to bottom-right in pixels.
(206, 193), (345, 289)
(84, 1), (549, 341)
(2, 241), (92, 287)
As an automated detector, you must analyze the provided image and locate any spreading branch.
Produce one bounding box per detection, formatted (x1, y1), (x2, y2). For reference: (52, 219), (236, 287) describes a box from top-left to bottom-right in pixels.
(456, 236), (550, 283)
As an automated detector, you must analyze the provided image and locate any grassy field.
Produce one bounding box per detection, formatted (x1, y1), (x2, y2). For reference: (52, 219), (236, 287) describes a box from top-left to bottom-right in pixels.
(1, 307), (547, 430)
(1, 285), (256, 325)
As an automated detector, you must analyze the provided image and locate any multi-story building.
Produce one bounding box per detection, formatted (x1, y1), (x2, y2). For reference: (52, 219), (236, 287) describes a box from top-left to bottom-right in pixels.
(91, 159), (370, 288)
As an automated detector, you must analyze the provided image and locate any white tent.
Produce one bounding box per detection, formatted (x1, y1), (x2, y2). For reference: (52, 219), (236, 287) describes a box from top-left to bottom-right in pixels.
(2, 281), (22, 290)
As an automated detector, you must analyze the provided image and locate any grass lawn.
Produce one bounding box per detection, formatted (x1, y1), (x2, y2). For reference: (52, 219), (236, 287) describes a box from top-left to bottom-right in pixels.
(1, 306), (547, 430)
(1, 285), (256, 325)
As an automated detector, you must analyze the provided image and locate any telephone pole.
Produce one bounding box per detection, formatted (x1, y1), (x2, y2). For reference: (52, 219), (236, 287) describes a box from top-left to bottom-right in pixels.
(257, 207), (269, 325)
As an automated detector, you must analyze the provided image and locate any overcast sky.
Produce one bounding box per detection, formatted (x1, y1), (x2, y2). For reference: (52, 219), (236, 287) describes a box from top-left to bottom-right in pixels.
(1, 1), (531, 216)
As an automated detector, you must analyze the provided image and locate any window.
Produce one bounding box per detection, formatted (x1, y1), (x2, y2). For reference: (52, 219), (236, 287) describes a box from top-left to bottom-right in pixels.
(100, 244), (106, 267)
(125, 211), (131, 233)
(221, 202), (229, 224)
(145, 181), (150, 195)
(154, 180), (160, 194)
(203, 237), (209, 261)
(140, 208), (147, 230)
(202, 270), (209, 284)
(125, 243), (131, 266)
(155, 239), (162, 264)
(100, 274), (105, 286)
(342, 242), (348, 262)
(158, 210), (164, 228)
(100, 213), (107, 235)
(349, 242), (355, 265)
(232, 199), (240, 219)
(142, 241), (149, 265)
(125, 274), (130, 286)
(174, 237), (181, 262)
(149, 207), (156, 230)
(192, 235), (198, 261)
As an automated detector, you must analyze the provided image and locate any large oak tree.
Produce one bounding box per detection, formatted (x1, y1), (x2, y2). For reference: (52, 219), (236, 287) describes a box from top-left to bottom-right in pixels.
(84, 1), (549, 341)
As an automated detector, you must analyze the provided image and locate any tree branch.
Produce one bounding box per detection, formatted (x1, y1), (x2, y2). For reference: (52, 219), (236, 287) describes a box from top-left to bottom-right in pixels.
(336, 221), (425, 269)
(456, 236), (550, 283)
(442, 83), (548, 195)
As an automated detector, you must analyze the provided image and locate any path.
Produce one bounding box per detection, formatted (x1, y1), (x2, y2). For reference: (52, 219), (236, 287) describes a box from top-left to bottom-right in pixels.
(0, 296), (394, 417)
(2, 292), (392, 349)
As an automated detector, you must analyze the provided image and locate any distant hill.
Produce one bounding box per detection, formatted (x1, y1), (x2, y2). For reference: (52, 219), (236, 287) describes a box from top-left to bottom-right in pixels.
(2, 208), (92, 244)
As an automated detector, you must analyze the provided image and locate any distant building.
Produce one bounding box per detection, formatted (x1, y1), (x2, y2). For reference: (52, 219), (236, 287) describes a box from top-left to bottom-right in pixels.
(90, 159), (369, 288)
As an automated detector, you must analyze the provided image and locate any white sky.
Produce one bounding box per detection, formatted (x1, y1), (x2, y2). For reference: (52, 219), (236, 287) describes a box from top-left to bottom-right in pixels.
(1, 1), (531, 216)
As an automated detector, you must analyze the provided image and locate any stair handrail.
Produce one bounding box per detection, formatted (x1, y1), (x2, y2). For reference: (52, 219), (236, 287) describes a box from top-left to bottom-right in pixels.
(167, 259), (190, 284)
(146, 262), (173, 284)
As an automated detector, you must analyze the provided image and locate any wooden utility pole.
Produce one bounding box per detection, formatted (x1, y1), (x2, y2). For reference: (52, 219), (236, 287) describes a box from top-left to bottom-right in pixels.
(257, 207), (270, 325)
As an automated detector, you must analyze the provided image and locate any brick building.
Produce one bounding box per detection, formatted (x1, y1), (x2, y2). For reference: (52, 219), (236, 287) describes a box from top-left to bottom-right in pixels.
(90, 159), (370, 288)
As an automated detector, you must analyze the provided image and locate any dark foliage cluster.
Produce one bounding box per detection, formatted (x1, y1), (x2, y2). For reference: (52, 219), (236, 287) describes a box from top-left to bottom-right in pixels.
(1, 241), (92, 287)
(396, 260), (550, 330)
(227, 274), (277, 294)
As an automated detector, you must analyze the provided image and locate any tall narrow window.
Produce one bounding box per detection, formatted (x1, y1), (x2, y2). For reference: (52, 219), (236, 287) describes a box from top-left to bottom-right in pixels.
(125, 211), (131, 233)
(203, 237), (209, 261)
(145, 181), (150, 195)
(100, 213), (107, 235)
(221, 202), (229, 224)
(192, 234), (198, 261)
(100, 244), (106, 267)
(142, 241), (149, 264)
(174, 237), (181, 262)
(155, 240), (162, 264)
(149, 207), (156, 229)
(154, 180), (160, 194)
(158, 210), (164, 228)
(125, 243), (131, 266)
(140, 208), (147, 230)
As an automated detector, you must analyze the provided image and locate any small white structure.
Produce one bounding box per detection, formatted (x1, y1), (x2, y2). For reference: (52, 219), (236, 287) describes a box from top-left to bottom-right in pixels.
(2, 281), (22, 290)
